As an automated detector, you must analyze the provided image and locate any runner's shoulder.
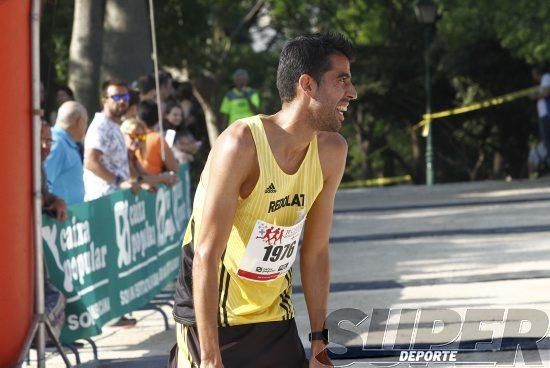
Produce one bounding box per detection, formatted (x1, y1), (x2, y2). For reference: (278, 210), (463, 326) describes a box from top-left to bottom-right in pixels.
(212, 119), (256, 161)
(317, 132), (347, 180)
(317, 131), (348, 157)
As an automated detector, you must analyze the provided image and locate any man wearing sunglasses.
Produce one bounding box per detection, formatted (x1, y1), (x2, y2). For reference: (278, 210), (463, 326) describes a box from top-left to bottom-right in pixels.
(83, 79), (138, 201)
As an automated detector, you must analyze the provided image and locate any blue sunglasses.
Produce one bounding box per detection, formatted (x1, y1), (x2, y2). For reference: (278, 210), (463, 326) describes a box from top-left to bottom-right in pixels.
(108, 93), (130, 102)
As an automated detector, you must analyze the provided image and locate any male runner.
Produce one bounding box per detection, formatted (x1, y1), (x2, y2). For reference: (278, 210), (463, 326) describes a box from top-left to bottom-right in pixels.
(172, 33), (357, 368)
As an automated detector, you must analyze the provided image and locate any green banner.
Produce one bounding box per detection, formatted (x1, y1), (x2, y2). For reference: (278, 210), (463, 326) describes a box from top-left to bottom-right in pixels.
(42, 164), (191, 342)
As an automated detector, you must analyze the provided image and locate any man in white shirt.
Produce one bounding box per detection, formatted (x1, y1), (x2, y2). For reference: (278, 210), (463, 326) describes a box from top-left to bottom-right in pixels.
(83, 80), (137, 201)
(532, 66), (550, 166)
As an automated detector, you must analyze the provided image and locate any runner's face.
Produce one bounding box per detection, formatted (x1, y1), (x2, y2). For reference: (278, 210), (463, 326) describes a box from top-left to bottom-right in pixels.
(310, 53), (357, 132)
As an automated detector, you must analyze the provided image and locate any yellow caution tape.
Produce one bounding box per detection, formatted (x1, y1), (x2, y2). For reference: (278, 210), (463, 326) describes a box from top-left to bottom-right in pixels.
(340, 175), (412, 189)
(413, 86), (538, 137)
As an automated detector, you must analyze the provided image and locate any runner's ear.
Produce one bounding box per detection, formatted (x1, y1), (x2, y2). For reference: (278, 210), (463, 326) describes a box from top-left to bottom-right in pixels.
(298, 74), (316, 98)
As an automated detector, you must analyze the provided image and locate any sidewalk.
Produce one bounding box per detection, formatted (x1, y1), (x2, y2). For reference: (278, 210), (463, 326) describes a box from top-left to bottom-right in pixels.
(24, 304), (175, 367)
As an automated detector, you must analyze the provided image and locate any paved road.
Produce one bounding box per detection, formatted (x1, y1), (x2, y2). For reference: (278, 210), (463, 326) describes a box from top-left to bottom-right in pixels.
(293, 178), (550, 367)
(32, 178), (550, 367)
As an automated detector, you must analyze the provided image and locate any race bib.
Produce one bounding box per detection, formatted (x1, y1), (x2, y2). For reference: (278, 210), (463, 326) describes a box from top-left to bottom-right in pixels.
(237, 215), (306, 282)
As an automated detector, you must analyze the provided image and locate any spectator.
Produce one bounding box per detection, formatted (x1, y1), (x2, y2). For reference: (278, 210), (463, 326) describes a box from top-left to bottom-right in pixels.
(83, 79), (138, 201)
(40, 81), (48, 123)
(136, 100), (179, 175)
(175, 82), (205, 138)
(44, 101), (88, 206)
(528, 141), (547, 179)
(41, 123), (68, 222)
(137, 75), (156, 102)
(158, 71), (174, 106)
(220, 68), (260, 127)
(164, 101), (202, 164)
(532, 65), (550, 166)
(120, 118), (179, 188)
(123, 89), (140, 120)
(49, 85), (75, 124)
(174, 82), (210, 190)
(40, 126), (68, 344)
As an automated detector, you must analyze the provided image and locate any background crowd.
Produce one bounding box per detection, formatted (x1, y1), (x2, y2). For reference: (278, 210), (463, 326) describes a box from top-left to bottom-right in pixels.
(39, 71), (217, 219)
(39, 70), (240, 327)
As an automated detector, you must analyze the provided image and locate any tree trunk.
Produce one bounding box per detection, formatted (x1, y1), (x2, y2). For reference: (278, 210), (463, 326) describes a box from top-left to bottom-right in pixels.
(101, 0), (153, 84)
(68, 0), (105, 116)
(193, 84), (220, 148)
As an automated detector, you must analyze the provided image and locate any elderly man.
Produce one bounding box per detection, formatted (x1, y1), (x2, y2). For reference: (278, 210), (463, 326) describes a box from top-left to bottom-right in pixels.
(41, 123), (68, 221)
(44, 101), (88, 206)
(83, 80), (138, 201)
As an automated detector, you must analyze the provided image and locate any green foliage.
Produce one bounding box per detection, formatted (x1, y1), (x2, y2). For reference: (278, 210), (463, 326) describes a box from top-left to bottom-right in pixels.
(433, 0), (544, 180)
(40, 0), (74, 110)
(41, 0), (73, 79)
(41, 0), (550, 182)
(438, 0), (550, 63)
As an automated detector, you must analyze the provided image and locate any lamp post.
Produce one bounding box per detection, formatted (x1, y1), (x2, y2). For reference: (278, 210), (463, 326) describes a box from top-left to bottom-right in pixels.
(414, 0), (436, 186)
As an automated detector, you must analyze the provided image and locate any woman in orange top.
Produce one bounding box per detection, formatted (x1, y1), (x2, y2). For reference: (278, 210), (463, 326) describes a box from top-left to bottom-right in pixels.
(120, 118), (178, 188)
(136, 100), (179, 175)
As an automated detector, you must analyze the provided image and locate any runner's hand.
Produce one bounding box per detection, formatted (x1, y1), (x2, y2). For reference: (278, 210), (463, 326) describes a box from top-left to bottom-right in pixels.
(310, 345), (333, 368)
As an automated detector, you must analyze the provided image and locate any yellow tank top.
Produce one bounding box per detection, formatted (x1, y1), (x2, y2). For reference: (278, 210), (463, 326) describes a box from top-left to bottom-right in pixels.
(183, 115), (323, 326)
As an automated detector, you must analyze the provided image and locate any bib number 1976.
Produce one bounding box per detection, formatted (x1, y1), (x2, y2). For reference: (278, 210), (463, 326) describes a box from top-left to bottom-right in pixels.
(262, 241), (296, 262)
(237, 216), (305, 282)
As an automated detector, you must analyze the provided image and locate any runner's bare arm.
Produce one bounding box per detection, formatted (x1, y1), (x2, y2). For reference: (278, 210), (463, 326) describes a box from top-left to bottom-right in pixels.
(301, 133), (347, 363)
(193, 123), (256, 366)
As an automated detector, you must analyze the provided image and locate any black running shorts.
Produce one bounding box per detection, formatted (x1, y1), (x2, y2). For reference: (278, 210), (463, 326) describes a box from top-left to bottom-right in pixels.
(173, 319), (308, 368)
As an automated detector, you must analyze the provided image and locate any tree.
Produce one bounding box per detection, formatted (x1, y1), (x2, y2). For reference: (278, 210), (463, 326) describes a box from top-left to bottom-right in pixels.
(101, 0), (153, 83)
(154, 0), (268, 145)
(45, 0), (549, 183)
(68, 0), (104, 115)
(432, 0), (545, 180)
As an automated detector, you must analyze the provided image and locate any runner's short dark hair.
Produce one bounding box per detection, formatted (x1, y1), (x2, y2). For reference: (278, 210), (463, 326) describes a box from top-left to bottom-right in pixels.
(276, 32), (356, 103)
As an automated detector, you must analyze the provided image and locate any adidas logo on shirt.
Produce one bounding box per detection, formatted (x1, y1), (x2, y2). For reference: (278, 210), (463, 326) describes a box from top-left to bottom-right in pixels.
(265, 183), (277, 193)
